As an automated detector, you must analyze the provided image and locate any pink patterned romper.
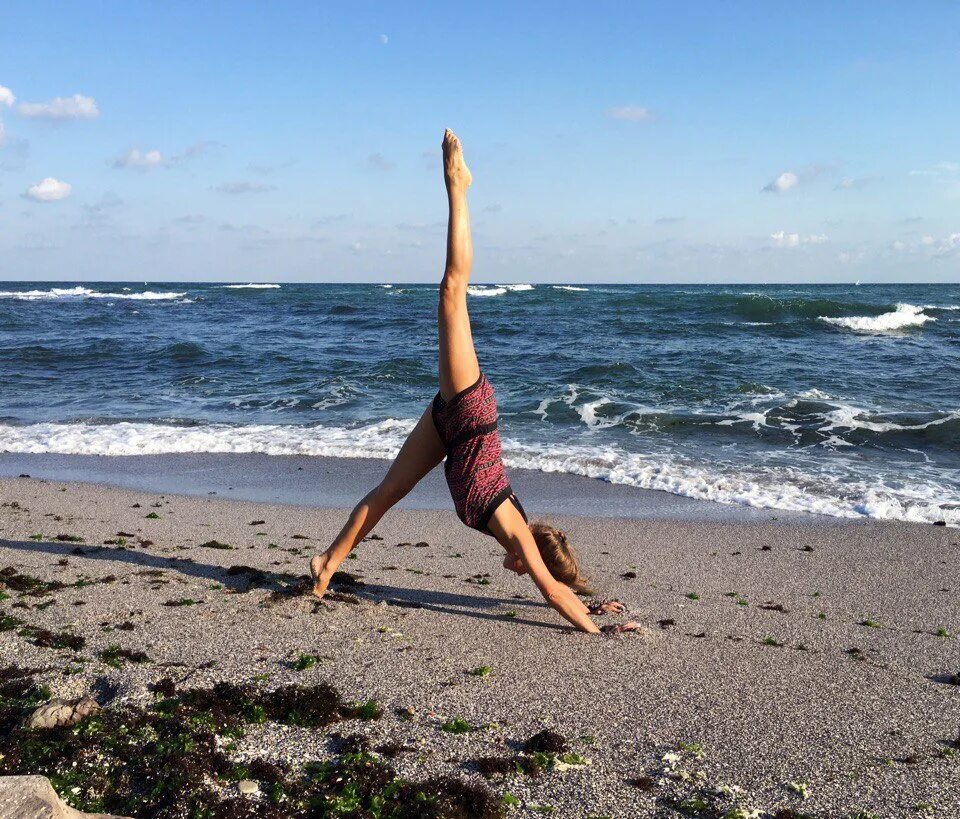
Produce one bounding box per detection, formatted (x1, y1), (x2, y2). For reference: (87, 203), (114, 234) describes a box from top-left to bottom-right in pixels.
(432, 373), (527, 536)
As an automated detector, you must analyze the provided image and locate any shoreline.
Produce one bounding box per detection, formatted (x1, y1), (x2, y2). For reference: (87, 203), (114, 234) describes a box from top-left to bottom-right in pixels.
(0, 452), (866, 527)
(1, 475), (958, 816)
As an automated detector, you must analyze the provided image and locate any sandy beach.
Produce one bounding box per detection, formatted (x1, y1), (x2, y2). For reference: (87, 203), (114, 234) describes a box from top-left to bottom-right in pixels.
(1, 463), (958, 818)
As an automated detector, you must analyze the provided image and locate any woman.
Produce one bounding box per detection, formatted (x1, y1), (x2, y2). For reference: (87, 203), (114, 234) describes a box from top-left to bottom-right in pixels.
(309, 130), (633, 633)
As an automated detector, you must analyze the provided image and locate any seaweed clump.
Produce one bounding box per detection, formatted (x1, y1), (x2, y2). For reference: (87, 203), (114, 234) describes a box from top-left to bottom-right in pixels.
(522, 728), (568, 754)
(0, 666), (503, 818)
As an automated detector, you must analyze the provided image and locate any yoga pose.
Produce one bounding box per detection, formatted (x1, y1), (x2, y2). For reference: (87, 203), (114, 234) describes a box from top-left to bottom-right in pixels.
(309, 130), (633, 633)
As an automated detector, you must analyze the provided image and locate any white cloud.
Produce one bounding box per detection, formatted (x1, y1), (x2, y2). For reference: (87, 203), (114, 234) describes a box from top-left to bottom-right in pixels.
(770, 230), (800, 248)
(0, 121), (5, 146)
(19, 93), (99, 120)
(379, 34), (389, 44)
(762, 171), (798, 193)
(770, 230), (828, 248)
(606, 105), (653, 122)
(891, 240), (906, 251)
(113, 148), (164, 169)
(25, 177), (72, 201)
(0, 85), (14, 107)
(934, 233), (960, 256)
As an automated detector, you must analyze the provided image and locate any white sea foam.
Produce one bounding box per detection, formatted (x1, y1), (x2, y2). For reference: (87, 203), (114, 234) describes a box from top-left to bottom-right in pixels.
(919, 304), (960, 311)
(0, 286), (188, 302)
(819, 303), (934, 332)
(221, 283), (281, 289)
(498, 283), (534, 291)
(797, 388), (834, 401)
(552, 285), (589, 292)
(2, 419), (956, 525)
(467, 286), (507, 297)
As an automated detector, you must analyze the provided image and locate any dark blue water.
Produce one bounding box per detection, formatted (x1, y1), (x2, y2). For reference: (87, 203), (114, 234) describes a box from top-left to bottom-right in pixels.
(1, 281), (958, 524)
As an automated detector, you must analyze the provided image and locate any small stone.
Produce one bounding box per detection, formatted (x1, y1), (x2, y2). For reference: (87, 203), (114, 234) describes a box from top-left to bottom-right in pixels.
(237, 779), (260, 795)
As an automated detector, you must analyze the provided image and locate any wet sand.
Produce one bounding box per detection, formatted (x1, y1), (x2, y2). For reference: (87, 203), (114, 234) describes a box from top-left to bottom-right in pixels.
(1, 471), (958, 817)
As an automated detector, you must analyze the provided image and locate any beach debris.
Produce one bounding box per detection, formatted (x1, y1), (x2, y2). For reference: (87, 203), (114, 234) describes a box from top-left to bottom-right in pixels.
(145, 512), (159, 519)
(26, 696), (99, 730)
(293, 653), (320, 671)
(331, 570), (365, 587)
(627, 774), (655, 790)
(97, 645), (150, 668)
(25, 627), (85, 651)
(523, 729), (567, 754)
(54, 533), (84, 543)
(657, 618), (676, 629)
(784, 780), (811, 799)
(620, 571), (637, 579)
(198, 539), (233, 550)
(442, 717), (474, 735)
(468, 665), (492, 677)
(758, 603), (789, 613)
(249, 519), (265, 525)
(0, 666), (503, 818)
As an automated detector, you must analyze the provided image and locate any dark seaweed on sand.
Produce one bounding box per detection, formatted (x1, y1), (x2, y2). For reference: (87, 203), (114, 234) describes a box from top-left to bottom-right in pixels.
(0, 666), (503, 818)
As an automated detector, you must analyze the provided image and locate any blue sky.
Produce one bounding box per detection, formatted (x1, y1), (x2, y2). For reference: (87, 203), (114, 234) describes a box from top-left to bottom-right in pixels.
(1, 1), (958, 283)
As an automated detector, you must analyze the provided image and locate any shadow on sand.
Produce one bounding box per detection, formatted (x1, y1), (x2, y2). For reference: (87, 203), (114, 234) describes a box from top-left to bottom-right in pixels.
(0, 538), (563, 631)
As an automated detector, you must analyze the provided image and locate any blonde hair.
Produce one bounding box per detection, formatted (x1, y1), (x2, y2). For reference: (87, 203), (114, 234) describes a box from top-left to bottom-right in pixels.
(529, 521), (593, 595)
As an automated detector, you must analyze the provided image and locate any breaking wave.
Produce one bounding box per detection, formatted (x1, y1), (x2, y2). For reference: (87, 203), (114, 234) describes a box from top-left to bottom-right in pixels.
(819, 303), (935, 332)
(0, 286), (188, 302)
(0, 419), (955, 526)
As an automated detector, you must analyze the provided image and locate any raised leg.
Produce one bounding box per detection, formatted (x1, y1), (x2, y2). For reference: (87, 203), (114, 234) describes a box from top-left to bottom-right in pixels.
(309, 406), (445, 598)
(438, 129), (480, 401)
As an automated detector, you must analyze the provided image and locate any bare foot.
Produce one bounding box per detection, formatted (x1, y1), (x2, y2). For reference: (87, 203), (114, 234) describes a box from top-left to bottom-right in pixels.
(442, 128), (472, 191)
(309, 553), (333, 599)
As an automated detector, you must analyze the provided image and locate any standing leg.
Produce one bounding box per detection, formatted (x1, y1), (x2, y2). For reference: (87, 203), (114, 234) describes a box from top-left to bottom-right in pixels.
(309, 406), (445, 598)
(438, 129), (481, 401)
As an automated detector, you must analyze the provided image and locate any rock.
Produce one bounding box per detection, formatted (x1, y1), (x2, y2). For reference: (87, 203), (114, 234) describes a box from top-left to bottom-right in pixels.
(26, 698), (99, 730)
(237, 780), (259, 795)
(0, 775), (129, 818)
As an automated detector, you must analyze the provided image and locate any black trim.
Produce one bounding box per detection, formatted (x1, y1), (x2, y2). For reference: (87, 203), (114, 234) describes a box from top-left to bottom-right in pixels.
(445, 420), (498, 450)
(435, 372), (484, 411)
(476, 484), (520, 535)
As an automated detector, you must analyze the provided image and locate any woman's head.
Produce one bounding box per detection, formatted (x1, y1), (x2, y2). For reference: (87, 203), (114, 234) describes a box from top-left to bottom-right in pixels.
(502, 520), (593, 594)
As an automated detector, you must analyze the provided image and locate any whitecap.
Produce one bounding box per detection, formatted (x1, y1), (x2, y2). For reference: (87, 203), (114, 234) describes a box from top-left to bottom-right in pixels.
(552, 285), (589, 292)
(221, 283), (281, 289)
(0, 286), (188, 302)
(467, 286), (508, 297)
(819, 303), (934, 332)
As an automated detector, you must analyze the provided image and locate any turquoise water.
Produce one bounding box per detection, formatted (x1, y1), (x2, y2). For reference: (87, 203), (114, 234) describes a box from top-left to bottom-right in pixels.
(0, 281), (957, 524)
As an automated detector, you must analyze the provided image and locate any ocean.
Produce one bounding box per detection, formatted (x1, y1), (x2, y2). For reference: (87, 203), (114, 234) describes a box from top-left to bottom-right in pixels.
(0, 281), (957, 525)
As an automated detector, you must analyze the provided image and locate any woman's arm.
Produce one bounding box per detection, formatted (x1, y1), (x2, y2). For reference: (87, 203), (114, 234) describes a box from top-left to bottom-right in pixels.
(489, 505), (600, 633)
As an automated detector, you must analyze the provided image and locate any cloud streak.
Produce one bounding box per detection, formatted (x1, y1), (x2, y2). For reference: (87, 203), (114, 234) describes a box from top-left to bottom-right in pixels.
(606, 105), (653, 122)
(215, 181), (277, 195)
(113, 148), (164, 170)
(19, 94), (99, 120)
